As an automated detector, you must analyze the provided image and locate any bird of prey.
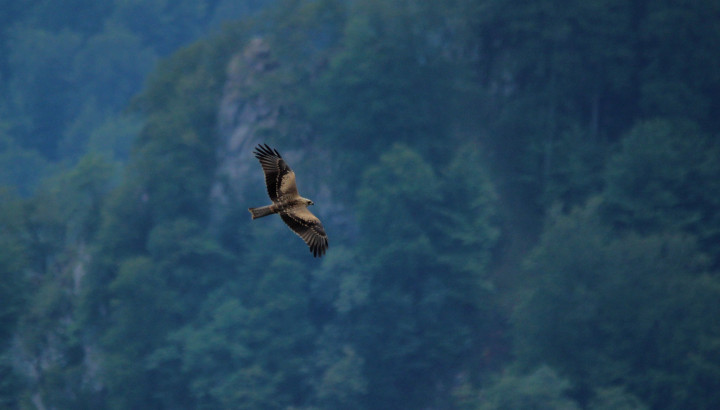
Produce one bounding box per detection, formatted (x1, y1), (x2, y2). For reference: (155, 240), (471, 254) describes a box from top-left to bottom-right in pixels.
(249, 144), (329, 257)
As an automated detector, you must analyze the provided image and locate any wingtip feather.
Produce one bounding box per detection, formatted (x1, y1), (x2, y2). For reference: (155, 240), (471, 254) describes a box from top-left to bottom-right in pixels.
(254, 143), (282, 160)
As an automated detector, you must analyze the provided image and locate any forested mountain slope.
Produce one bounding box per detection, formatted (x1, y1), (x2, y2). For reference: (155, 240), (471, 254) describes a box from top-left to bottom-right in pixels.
(1, 0), (720, 409)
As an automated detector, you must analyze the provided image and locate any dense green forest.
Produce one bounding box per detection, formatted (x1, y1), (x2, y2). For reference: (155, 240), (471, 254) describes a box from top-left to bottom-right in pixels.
(2, 0), (720, 408)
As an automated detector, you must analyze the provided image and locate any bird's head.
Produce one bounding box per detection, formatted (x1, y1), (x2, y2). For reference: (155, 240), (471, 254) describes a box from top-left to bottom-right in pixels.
(307, 199), (315, 206)
(301, 197), (314, 206)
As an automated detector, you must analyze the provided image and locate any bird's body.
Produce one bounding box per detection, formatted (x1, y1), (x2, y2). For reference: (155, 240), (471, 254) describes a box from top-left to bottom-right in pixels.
(249, 144), (329, 257)
(248, 198), (311, 219)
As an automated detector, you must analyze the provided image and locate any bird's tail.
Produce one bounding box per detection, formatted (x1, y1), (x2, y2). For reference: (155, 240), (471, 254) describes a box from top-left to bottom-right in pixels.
(249, 206), (273, 219)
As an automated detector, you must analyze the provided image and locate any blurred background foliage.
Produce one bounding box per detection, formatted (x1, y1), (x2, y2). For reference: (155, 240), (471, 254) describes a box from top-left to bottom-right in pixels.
(1, 0), (720, 408)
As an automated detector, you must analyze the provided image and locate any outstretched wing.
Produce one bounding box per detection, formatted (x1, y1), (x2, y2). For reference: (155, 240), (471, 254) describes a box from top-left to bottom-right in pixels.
(280, 207), (329, 257)
(254, 144), (299, 202)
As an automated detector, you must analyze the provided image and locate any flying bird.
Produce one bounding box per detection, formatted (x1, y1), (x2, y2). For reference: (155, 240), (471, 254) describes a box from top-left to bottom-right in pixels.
(249, 144), (329, 257)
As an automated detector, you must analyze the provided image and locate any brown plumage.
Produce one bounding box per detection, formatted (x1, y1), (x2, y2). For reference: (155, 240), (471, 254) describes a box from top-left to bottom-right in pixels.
(249, 144), (329, 257)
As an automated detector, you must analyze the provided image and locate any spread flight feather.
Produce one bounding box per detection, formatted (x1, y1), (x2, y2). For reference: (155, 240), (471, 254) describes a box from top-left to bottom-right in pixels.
(249, 144), (329, 257)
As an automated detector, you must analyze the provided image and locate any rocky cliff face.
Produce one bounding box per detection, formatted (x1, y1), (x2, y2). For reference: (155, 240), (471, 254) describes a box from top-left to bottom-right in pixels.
(8, 242), (100, 409)
(210, 37), (348, 234)
(212, 37), (282, 207)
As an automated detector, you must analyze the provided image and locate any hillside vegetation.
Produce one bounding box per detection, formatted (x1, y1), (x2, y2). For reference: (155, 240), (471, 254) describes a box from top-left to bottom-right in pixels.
(1, 0), (720, 408)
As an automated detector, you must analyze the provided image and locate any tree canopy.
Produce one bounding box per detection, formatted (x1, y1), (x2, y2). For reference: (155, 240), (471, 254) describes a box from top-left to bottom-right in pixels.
(1, 0), (719, 408)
